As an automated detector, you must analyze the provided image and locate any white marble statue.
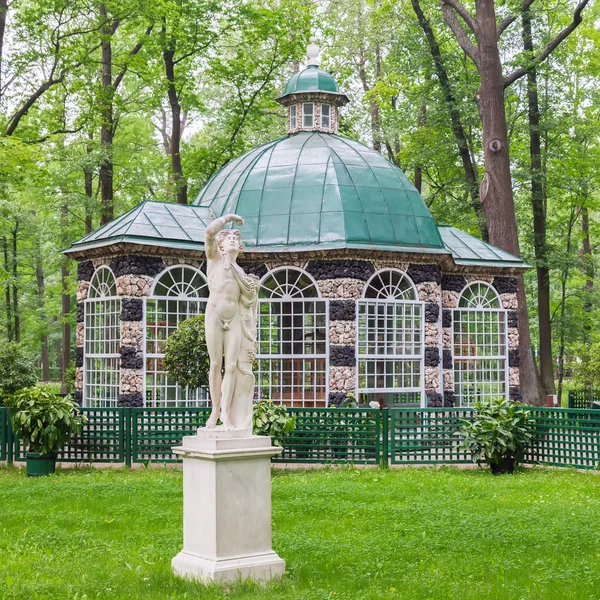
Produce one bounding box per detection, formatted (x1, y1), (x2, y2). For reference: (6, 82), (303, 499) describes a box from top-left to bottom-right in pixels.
(204, 213), (258, 433)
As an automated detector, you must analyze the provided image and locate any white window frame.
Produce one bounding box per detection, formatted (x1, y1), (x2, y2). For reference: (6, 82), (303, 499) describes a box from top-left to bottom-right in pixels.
(356, 269), (425, 407)
(257, 267), (329, 408)
(84, 266), (120, 408)
(290, 104), (297, 130)
(145, 265), (210, 408)
(321, 103), (331, 129)
(453, 281), (509, 407)
(302, 102), (314, 128)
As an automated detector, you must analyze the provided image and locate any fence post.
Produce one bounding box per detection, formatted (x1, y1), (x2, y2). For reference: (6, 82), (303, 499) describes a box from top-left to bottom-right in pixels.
(124, 408), (132, 468)
(380, 407), (389, 467)
(7, 416), (13, 466)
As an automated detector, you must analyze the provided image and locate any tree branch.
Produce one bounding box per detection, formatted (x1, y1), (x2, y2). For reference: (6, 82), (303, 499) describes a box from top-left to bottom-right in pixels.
(441, 0), (477, 33)
(496, 0), (537, 39)
(503, 0), (591, 88)
(112, 24), (154, 91)
(440, 0), (479, 68)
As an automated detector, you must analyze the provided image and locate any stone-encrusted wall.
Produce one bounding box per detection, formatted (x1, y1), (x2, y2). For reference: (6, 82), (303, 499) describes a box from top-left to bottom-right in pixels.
(76, 253), (206, 407)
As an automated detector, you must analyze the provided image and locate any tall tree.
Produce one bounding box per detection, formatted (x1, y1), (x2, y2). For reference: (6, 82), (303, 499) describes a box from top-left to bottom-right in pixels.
(440, 0), (591, 403)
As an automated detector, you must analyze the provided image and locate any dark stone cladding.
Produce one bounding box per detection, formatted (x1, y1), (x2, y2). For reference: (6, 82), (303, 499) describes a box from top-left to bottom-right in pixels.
(120, 346), (144, 369)
(306, 260), (374, 281)
(441, 274), (467, 292)
(329, 391), (349, 407)
(442, 349), (452, 370)
(239, 262), (268, 279)
(330, 345), (356, 367)
(425, 303), (440, 323)
(426, 392), (443, 407)
(76, 302), (84, 323)
(424, 346), (440, 367)
(442, 309), (452, 328)
(508, 349), (520, 367)
(407, 263), (441, 285)
(109, 255), (165, 278)
(443, 391), (455, 407)
(509, 386), (523, 402)
(121, 298), (143, 322)
(492, 276), (518, 294)
(75, 347), (84, 368)
(118, 393), (143, 407)
(329, 300), (356, 321)
(73, 391), (83, 405)
(507, 311), (518, 328)
(77, 260), (95, 282)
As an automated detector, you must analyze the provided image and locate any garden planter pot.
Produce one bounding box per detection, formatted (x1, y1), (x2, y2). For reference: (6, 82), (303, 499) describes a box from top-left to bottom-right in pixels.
(490, 456), (515, 475)
(26, 452), (57, 477)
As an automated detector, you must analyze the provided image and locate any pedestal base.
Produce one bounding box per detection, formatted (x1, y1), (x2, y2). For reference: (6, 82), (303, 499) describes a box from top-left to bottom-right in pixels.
(171, 432), (284, 584)
(172, 550), (285, 583)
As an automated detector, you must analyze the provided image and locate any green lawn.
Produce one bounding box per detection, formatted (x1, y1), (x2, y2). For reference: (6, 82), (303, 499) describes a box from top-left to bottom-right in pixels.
(1, 466), (600, 599)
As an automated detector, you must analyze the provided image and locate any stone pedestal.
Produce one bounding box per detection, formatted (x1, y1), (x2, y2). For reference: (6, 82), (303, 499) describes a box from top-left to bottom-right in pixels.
(171, 431), (285, 584)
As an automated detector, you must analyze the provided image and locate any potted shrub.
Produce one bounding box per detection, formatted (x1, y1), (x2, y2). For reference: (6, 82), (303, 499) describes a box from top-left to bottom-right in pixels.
(460, 398), (535, 474)
(5, 387), (87, 477)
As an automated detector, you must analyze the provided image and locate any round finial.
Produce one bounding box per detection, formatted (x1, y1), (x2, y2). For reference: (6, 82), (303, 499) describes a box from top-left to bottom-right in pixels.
(306, 37), (320, 66)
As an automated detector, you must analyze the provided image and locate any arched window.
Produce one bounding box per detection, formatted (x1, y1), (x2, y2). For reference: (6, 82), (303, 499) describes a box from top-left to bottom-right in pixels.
(146, 266), (209, 407)
(454, 282), (507, 406)
(357, 269), (423, 407)
(84, 266), (120, 407)
(257, 268), (328, 407)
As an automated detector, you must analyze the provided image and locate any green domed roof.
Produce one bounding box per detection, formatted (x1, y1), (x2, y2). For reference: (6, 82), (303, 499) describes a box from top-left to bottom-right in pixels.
(276, 65), (345, 100)
(193, 132), (445, 252)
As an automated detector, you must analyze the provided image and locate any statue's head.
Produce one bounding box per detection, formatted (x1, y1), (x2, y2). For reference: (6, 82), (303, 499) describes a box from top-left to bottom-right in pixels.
(217, 229), (244, 256)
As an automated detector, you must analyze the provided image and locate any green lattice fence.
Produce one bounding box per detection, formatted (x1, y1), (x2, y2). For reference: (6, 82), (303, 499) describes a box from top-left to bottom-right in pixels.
(277, 408), (382, 464)
(389, 408), (474, 465)
(13, 408), (126, 464)
(523, 407), (600, 469)
(568, 390), (600, 410)
(0, 407), (6, 462)
(131, 408), (211, 463)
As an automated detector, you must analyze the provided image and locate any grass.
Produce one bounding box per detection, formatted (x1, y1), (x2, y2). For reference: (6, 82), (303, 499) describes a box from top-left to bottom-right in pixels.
(1, 466), (600, 599)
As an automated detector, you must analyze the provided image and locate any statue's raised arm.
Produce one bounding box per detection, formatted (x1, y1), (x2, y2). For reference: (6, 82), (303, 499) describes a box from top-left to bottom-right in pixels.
(205, 214), (245, 260)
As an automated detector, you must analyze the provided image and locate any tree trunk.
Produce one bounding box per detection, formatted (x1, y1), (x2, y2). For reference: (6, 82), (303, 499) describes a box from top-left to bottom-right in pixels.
(99, 4), (114, 225)
(474, 0), (541, 404)
(557, 208), (576, 404)
(85, 132), (94, 234)
(61, 205), (71, 393)
(523, 6), (554, 396)
(163, 27), (187, 205)
(2, 236), (11, 341)
(358, 49), (382, 154)
(34, 229), (50, 381)
(0, 0), (8, 102)
(412, 0), (487, 239)
(11, 222), (19, 342)
(580, 206), (594, 338)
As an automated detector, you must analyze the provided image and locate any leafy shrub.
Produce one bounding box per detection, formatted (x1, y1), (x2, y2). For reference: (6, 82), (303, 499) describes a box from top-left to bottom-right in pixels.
(252, 401), (296, 446)
(163, 315), (210, 390)
(460, 398), (535, 468)
(5, 387), (87, 455)
(0, 342), (37, 400)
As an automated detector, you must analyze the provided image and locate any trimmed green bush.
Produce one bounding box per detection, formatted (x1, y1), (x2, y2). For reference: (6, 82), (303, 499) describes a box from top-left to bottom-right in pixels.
(163, 314), (210, 390)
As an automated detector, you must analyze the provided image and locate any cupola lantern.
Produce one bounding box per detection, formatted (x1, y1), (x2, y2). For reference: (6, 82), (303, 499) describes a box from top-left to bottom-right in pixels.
(275, 37), (349, 135)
